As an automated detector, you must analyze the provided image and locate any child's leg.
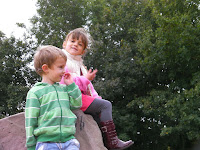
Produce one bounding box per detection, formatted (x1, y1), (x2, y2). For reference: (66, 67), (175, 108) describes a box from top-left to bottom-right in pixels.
(84, 98), (112, 125)
(85, 98), (134, 150)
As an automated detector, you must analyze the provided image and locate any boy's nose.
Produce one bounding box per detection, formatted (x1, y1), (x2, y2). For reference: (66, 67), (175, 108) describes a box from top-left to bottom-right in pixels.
(62, 69), (65, 74)
(73, 42), (78, 46)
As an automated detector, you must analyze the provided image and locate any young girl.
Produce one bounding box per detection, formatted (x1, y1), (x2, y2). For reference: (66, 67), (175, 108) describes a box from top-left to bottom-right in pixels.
(61, 28), (133, 150)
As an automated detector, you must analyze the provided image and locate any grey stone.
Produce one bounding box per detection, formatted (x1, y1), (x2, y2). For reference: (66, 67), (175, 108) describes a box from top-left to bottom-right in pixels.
(0, 110), (107, 150)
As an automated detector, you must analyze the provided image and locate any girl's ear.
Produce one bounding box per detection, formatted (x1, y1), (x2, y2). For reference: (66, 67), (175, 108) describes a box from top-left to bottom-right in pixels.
(63, 41), (67, 49)
(42, 64), (49, 73)
(82, 45), (87, 55)
(82, 50), (86, 55)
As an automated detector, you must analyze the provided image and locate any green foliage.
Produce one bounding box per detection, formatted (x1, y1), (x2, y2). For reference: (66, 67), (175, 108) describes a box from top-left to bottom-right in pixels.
(136, 0), (200, 91)
(85, 0), (146, 102)
(30, 0), (89, 47)
(0, 33), (36, 117)
(128, 0), (200, 149)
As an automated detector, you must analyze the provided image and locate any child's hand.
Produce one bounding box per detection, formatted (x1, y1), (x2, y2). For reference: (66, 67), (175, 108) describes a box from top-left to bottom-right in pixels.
(63, 73), (74, 85)
(85, 69), (98, 81)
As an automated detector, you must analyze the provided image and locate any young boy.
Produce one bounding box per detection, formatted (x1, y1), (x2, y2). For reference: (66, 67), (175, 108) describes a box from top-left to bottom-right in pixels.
(25, 45), (82, 150)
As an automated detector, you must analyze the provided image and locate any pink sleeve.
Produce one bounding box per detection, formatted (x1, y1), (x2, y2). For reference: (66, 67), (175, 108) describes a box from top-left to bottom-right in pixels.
(60, 66), (101, 98)
(60, 66), (90, 93)
(88, 82), (102, 99)
(73, 76), (90, 93)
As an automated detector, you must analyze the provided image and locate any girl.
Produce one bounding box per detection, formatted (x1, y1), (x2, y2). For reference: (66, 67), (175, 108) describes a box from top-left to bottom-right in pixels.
(61, 28), (133, 150)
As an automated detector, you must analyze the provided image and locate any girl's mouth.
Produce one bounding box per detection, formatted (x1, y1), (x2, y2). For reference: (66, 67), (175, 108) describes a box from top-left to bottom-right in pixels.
(71, 47), (77, 51)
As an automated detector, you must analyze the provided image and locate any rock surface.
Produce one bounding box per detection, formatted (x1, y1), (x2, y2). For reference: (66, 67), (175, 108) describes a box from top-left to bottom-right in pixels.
(0, 110), (107, 150)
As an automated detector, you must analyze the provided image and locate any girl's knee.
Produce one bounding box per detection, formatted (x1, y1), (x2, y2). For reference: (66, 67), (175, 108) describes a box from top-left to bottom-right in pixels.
(103, 100), (112, 109)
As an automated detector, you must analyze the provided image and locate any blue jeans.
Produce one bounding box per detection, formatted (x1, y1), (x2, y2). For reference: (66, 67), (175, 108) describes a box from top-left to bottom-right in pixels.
(35, 139), (80, 150)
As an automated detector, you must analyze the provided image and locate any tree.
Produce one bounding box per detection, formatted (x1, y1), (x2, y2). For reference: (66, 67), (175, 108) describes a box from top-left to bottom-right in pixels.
(0, 31), (36, 117)
(30, 0), (89, 47)
(128, 0), (200, 149)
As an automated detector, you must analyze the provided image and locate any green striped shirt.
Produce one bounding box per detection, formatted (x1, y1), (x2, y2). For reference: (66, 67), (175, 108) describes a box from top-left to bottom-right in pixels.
(25, 82), (82, 150)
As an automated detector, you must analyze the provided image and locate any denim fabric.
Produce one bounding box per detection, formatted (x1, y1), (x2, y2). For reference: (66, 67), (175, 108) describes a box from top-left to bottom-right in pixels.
(35, 139), (80, 150)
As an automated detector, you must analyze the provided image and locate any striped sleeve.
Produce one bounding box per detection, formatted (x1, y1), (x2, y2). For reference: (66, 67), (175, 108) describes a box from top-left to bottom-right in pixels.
(25, 91), (40, 150)
(67, 82), (82, 110)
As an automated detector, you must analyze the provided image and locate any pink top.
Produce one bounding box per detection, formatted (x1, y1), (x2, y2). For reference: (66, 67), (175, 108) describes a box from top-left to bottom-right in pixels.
(60, 67), (101, 111)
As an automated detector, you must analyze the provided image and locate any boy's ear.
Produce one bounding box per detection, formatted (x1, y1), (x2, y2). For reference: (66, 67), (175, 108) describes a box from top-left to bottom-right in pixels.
(42, 64), (49, 73)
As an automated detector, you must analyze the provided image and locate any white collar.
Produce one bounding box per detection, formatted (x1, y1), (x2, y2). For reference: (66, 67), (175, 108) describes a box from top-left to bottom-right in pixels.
(62, 49), (83, 62)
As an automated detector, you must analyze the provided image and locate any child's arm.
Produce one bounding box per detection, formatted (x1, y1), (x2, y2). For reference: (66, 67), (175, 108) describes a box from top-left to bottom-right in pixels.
(66, 82), (82, 110)
(73, 76), (90, 94)
(62, 72), (82, 109)
(85, 69), (98, 81)
(25, 91), (40, 150)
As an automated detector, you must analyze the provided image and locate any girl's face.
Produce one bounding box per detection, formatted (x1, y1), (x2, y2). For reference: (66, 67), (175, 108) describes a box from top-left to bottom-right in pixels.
(63, 35), (85, 56)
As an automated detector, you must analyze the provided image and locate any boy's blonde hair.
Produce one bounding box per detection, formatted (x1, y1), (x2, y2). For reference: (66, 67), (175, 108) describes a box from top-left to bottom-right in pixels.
(65, 28), (92, 50)
(34, 45), (67, 76)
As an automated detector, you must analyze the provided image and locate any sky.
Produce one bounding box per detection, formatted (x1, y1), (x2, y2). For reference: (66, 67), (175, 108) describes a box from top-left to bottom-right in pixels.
(0, 0), (37, 38)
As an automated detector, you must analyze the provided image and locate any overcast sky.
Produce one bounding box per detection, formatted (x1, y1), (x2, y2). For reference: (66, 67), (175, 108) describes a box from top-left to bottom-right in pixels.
(0, 0), (37, 38)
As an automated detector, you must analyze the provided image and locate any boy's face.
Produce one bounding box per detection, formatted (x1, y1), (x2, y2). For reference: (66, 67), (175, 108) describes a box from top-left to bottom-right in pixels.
(63, 35), (85, 56)
(43, 57), (66, 84)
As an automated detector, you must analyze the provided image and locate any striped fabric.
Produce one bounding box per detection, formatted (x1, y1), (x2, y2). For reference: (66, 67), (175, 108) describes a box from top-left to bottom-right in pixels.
(25, 82), (82, 150)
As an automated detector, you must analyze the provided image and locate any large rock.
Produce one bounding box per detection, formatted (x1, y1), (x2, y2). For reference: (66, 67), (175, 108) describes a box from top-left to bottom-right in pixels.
(73, 110), (107, 150)
(0, 112), (26, 150)
(0, 110), (107, 150)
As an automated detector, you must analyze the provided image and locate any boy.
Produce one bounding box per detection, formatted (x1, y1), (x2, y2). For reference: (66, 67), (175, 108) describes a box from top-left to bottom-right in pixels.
(25, 45), (82, 150)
